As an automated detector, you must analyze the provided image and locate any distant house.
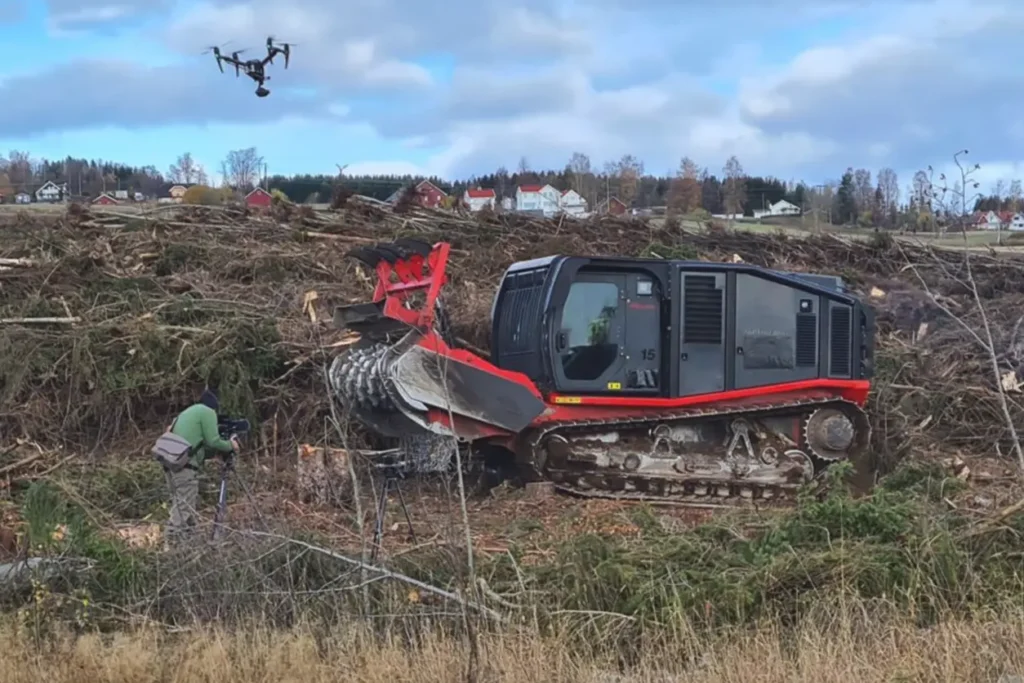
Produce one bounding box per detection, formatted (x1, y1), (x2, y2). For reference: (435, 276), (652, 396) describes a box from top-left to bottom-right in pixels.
(515, 184), (560, 216)
(973, 210), (1005, 230)
(385, 180), (448, 209)
(92, 193), (119, 205)
(1012, 213), (1024, 231)
(168, 185), (188, 201)
(596, 197), (627, 216)
(463, 187), (496, 211)
(245, 187), (272, 208)
(14, 192), (30, 204)
(413, 180), (446, 208)
(35, 181), (65, 203)
(559, 189), (588, 216)
(754, 199), (801, 219)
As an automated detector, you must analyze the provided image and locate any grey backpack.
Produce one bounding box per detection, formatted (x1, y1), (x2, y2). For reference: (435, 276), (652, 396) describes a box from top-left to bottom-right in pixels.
(152, 420), (194, 472)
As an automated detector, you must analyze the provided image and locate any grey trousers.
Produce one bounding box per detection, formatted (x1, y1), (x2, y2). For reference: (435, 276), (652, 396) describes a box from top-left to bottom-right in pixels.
(165, 466), (199, 546)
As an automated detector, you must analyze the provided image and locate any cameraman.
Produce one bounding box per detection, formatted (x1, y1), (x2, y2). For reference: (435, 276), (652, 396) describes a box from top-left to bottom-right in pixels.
(163, 388), (239, 548)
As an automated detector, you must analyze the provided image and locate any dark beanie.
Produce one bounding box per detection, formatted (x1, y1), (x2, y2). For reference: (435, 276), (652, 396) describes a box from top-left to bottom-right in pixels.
(199, 388), (219, 412)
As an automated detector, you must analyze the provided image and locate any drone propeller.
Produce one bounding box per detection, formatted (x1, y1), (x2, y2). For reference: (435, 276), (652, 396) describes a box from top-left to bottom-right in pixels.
(266, 36), (297, 67)
(202, 45), (229, 72)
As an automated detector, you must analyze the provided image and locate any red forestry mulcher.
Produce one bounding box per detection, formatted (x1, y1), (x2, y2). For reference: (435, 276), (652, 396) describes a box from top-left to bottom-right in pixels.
(328, 238), (877, 504)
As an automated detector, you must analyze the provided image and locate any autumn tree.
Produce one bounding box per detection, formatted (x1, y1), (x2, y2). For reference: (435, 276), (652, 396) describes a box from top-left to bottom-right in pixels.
(169, 152), (200, 184)
(668, 156), (701, 215)
(722, 156), (746, 219)
(221, 147), (264, 190)
(615, 154), (644, 208)
(182, 184), (229, 205)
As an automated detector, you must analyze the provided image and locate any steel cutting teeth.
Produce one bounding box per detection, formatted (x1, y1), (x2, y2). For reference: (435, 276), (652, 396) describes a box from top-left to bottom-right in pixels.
(802, 406), (859, 462)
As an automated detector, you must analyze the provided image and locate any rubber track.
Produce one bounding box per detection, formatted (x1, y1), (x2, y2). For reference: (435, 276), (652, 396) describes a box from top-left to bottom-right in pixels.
(527, 396), (869, 506)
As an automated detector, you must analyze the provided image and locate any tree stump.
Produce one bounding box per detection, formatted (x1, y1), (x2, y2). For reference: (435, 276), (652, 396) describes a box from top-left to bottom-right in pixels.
(524, 481), (555, 500)
(296, 444), (353, 506)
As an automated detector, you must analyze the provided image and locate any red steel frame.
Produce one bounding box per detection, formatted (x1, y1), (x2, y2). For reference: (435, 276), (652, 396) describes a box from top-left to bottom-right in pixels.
(369, 241), (451, 330)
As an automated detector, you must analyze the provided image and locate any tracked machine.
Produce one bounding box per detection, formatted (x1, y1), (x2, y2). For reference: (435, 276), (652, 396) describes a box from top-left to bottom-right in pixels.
(328, 238), (876, 504)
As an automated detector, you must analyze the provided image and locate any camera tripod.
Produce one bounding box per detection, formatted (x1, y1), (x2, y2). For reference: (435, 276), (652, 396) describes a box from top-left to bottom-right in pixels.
(370, 464), (418, 563)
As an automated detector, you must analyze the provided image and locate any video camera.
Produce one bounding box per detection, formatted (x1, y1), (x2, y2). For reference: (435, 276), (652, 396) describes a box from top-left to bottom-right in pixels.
(217, 416), (251, 440)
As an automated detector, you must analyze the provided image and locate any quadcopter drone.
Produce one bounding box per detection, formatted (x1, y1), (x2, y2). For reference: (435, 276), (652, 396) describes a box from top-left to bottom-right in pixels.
(205, 36), (295, 97)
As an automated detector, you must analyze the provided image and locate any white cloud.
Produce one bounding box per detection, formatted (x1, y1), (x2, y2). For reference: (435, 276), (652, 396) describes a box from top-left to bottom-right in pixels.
(10, 0), (1023, 185)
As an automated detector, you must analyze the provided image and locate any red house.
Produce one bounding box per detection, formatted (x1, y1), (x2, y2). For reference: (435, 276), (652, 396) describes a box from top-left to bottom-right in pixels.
(92, 193), (118, 205)
(245, 187), (272, 208)
(413, 180), (446, 208)
(598, 197), (627, 216)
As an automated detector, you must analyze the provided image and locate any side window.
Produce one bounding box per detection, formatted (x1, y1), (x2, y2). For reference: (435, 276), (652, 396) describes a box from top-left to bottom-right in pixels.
(560, 281), (620, 380)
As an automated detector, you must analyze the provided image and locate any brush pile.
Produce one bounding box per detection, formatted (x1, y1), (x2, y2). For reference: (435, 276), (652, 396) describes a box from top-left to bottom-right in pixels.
(1, 200), (1023, 468)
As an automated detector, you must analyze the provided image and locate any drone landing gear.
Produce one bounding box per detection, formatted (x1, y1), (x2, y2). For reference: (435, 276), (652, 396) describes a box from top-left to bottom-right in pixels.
(255, 86), (270, 97)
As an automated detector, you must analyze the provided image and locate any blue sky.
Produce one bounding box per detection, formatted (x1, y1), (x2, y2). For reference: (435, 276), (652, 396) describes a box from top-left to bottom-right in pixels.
(0, 0), (1022, 194)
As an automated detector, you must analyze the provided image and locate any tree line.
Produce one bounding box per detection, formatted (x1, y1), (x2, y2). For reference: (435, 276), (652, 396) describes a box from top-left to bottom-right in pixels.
(1, 147), (1019, 229)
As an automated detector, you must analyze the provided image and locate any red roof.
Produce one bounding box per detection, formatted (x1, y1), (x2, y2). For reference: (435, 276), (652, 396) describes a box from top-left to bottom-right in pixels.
(416, 180), (444, 193)
(1000, 211), (1014, 221)
(518, 184), (544, 193)
(466, 188), (495, 198)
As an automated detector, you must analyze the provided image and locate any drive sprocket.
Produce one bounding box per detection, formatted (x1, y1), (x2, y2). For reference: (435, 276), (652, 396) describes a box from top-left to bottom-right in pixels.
(802, 405), (866, 462)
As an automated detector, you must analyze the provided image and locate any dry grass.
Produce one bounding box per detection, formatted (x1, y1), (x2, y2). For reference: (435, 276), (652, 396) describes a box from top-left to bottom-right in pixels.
(3, 611), (1024, 683)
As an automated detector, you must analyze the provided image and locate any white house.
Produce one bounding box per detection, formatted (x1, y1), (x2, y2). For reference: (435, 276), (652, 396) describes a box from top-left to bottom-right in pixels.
(753, 199), (801, 219)
(1010, 213), (1024, 231)
(14, 192), (30, 204)
(515, 184), (561, 216)
(559, 189), (588, 216)
(973, 210), (1006, 230)
(35, 180), (65, 203)
(500, 197), (513, 211)
(463, 187), (496, 212)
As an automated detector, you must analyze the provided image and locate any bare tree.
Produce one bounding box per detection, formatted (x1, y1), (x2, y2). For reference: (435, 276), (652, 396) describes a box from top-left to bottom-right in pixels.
(876, 167), (899, 227)
(220, 147), (264, 190)
(992, 179), (1007, 201)
(853, 168), (873, 220)
(517, 156), (530, 175)
(1009, 180), (1022, 212)
(169, 152), (200, 184)
(494, 166), (510, 201)
(722, 156), (746, 221)
(905, 149), (1024, 477)
(567, 152), (592, 204)
(7, 150), (31, 189)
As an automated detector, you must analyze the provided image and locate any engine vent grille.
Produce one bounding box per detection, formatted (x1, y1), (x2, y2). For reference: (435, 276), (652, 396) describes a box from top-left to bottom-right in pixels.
(683, 275), (723, 344)
(796, 313), (817, 367)
(829, 306), (851, 376)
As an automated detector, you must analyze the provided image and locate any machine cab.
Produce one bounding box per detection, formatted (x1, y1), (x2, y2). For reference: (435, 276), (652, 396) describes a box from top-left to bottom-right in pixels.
(489, 255), (875, 399)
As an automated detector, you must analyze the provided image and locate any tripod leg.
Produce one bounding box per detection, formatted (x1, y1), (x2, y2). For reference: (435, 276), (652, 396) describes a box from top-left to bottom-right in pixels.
(395, 483), (417, 545)
(371, 477), (390, 563)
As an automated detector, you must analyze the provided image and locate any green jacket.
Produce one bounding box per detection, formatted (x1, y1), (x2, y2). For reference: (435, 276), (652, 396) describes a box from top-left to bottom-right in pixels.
(170, 403), (235, 467)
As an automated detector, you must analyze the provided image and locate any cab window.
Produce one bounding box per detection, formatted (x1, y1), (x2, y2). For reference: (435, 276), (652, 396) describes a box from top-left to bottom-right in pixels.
(560, 281), (620, 380)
